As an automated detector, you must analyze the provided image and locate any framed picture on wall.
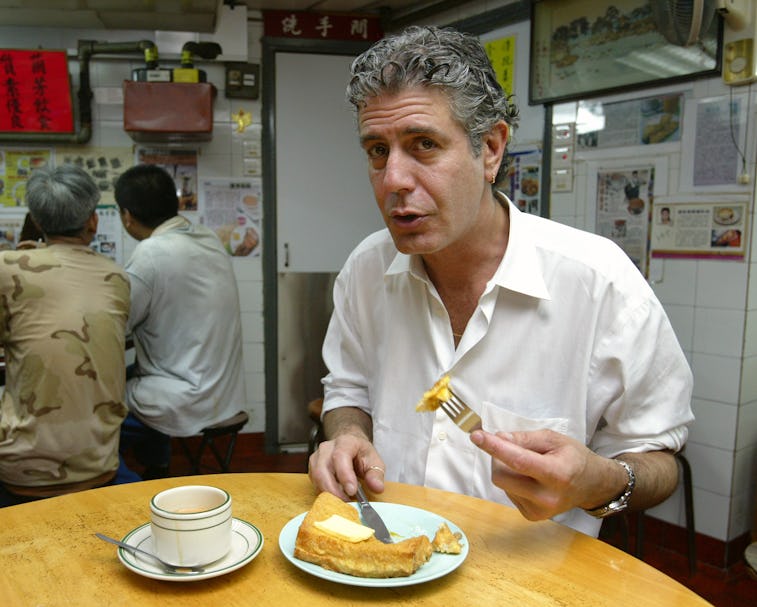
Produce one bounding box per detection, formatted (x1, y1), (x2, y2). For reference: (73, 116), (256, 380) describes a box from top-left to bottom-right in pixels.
(529, 0), (721, 105)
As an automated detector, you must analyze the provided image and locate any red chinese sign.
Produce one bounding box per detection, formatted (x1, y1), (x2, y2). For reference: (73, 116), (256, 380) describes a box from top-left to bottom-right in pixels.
(0, 50), (74, 133)
(263, 10), (382, 41)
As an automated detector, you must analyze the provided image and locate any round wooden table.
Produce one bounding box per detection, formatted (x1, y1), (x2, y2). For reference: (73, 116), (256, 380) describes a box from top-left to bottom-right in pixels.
(0, 473), (710, 606)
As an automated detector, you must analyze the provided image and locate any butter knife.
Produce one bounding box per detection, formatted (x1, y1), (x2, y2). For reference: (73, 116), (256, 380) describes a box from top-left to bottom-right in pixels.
(355, 484), (392, 543)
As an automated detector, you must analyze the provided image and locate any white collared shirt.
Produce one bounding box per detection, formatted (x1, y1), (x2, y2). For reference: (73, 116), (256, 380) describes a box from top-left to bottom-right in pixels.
(322, 197), (693, 536)
(125, 216), (245, 436)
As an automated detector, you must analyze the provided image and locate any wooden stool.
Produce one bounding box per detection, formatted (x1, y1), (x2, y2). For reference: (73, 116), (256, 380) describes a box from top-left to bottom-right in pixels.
(307, 398), (324, 457)
(179, 411), (249, 474)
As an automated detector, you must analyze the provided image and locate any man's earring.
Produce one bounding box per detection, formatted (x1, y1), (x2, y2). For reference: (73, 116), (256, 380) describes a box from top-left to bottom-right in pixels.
(490, 173), (496, 184)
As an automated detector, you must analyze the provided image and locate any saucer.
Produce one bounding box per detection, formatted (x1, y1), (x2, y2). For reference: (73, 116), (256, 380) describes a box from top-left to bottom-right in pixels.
(117, 517), (263, 582)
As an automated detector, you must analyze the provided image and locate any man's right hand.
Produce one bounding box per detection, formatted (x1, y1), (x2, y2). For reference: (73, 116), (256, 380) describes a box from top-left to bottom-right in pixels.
(308, 433), (386, 500)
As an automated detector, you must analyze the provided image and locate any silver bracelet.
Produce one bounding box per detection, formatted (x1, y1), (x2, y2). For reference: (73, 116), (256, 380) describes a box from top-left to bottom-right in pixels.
(584, 460), (636, 519)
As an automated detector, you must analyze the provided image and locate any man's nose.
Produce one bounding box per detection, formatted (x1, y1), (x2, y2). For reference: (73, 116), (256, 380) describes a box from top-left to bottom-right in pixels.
(382, 151), (414, 192)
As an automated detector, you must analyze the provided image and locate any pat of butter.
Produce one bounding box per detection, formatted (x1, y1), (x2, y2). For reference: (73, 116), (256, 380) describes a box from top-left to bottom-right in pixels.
(313, 515), (375, 542)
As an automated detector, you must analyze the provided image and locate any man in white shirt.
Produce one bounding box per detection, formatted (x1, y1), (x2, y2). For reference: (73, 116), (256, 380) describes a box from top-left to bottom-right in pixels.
(307, 26), (694, 536)
(115, 164), (246, 478)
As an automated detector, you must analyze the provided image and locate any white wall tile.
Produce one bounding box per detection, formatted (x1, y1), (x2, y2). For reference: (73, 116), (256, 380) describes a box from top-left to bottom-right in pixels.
(231, 257), (262, 281)
(245, 371), (265, 403)
(237, 279), (264, 313)
(240, 311), (264, 343)
(729, 444), (757, 538)
(692, 489), (731, 540)
(198, 151), (237, 180)
(549, 192), (577, 217)
(692, 307), (746, 357)
(741, 355), (757, 404)
(736, 400), (757, 449)
(652, 259), (697, 305)
(745, 308), (757, 356)
(689, 398), (737, 450)
(685, 442), (733, 495)
(242, 343), (265, 375)
(691, 352), (742, 404)
(695, 260), (749, 309)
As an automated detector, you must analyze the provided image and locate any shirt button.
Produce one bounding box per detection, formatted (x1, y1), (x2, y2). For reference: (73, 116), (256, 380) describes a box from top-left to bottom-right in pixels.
(438, 431), (447, 441)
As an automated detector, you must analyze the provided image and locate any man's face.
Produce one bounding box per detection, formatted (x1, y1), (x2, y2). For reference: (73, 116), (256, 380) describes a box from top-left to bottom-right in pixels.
(358, 86), (492, 257)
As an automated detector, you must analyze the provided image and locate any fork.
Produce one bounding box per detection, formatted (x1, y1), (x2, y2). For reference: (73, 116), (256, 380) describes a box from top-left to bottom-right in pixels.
(439, 389), (483, 433)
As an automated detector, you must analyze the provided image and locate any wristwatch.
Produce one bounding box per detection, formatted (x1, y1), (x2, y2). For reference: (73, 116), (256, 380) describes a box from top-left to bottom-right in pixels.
(584, 459), (636, 519)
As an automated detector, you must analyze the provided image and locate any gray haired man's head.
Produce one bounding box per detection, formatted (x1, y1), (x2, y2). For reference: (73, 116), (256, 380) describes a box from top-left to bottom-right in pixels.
(25, 165), (100, 237)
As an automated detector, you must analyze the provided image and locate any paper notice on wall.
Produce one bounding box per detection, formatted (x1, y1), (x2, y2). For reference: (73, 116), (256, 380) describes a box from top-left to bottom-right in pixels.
(137, 148), (199, 212)
(199, 178), (262, 257)
(595, 165), (653, 276)
(679, 95), (751, 192)
(0, 148), (53, 207)
(650, 199), (748, 260)
(91, 205), (124, 265)
(502, 148), (542, 215)
(57, 147), (134, 205)
(0, 214), (26, 250)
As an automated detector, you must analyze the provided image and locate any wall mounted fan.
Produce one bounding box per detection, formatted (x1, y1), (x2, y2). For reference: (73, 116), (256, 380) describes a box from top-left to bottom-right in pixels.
(650, 0), (756, 85)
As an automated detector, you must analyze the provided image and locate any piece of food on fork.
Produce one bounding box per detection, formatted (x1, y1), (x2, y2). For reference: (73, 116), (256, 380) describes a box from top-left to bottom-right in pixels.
(415, 375), (483, 433)
(415, 374), (451, 411)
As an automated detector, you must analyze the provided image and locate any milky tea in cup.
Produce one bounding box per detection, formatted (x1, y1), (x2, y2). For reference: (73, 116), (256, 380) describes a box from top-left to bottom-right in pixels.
(150, 485), (232, 567)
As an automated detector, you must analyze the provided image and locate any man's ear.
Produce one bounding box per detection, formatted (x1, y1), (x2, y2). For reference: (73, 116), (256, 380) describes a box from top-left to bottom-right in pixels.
(484, 120), (509, 179)
(120, 208), (132, 229)
(86, 211), (99, 234)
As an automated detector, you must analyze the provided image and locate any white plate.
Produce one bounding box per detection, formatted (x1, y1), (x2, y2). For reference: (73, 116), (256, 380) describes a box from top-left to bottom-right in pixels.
(117, 517), (263, 582)
(278, 502), (468, 587)
(713, 207), (741, 225)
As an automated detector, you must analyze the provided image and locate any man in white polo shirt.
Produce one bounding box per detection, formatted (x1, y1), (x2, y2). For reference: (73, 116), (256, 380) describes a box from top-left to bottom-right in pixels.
(115, 164), (245, 478)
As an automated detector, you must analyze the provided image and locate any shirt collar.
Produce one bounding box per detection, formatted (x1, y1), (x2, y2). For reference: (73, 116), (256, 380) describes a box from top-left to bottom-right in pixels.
(384, 194), (551, 300)
(151, 215), (191, 237)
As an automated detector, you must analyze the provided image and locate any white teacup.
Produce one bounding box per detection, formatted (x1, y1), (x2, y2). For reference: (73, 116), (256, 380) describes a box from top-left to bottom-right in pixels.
(150, 485), (232, 567)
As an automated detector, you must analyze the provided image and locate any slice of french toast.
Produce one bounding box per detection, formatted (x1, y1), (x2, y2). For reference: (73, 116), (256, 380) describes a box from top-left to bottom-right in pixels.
(294, 491), (433, 578)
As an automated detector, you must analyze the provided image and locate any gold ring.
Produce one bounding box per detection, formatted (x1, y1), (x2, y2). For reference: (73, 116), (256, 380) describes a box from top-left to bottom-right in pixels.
(368, 465), (385, 475)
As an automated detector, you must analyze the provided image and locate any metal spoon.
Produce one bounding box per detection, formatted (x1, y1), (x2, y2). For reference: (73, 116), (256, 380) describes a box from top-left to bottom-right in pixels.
(94, 532), (205, 574)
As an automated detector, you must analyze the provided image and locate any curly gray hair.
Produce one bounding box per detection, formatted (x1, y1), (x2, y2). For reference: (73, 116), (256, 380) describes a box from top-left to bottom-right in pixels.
(347, 25), (519, 184)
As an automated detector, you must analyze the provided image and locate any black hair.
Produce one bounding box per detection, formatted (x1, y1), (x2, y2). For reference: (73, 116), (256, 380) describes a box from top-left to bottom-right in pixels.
(114, 164), (179, 229)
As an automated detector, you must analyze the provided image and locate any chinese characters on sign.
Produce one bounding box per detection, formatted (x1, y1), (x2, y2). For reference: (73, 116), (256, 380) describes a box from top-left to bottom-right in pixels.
(263, 10), (382, 41)
(485, 36), (516, 97)
(0, 50), (74, 133)
(650, 201), (748, 260)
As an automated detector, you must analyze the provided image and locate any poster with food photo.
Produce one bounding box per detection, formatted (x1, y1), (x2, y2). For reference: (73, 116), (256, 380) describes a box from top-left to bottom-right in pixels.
(199, 178), (262, 257)
(502, 149), (542, 216)
(594, 165), (654, 276)
(650, 199), (748, 260)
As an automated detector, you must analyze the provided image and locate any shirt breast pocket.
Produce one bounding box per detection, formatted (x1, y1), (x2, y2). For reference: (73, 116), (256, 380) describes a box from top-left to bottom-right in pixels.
(479, 401), (570, 435)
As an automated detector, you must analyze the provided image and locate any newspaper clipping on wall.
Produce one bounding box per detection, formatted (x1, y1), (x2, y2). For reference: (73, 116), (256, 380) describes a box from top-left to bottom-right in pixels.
(650, 199), (748, 260)
(595, 165), (653, 276)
